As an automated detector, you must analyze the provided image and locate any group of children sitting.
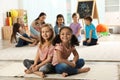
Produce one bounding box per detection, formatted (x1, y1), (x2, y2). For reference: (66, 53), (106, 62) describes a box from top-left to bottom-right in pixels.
(10, 12), (98, 77)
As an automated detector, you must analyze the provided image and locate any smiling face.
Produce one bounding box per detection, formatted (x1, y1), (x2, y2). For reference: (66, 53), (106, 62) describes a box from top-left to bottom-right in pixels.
(57, 17), (64, 25)
(39, 15), (46, 22)
(41, 26), (52, 41)
(60, 28), (72, 43)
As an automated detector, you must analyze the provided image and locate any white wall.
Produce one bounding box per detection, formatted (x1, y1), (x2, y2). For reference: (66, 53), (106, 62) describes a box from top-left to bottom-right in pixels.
(0, 0), (20, 40)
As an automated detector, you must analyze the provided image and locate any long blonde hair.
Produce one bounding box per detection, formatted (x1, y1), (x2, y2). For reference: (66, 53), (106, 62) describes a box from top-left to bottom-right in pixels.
(39, 23), (55, 47)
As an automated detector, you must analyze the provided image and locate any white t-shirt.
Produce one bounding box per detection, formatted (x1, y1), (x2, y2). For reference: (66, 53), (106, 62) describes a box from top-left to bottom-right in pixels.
(16, 32), (22, 39)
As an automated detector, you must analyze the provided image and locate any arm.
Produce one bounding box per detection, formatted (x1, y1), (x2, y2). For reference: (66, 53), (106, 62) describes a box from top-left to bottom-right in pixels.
(56, 50), (76, 68)
(19, 36), (34, 43)
(72, 48), (79, 63)
(32, 55), (52, 72)
(37, 56), (52, 68)
(87, 30), (92, 43)
(33, 52), (40, 65)
(29, 50), (40, 70)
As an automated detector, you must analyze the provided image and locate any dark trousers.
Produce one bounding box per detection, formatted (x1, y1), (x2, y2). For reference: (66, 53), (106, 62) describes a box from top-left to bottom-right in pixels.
(16, 33), (32, 47)
(83, 38), (98, 46)
(23, 59), (55, 73)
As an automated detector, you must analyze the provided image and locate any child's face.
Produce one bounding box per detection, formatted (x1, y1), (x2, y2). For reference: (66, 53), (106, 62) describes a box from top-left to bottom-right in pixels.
(73, 15), (79, 22)
(39, 15), (46, 22)
(60, 28), (72, 43)
(19, 26), (22, 31)
(41, 26), (52, 41)
(57, 17), (64, 25)
(84, 19), (90, 25)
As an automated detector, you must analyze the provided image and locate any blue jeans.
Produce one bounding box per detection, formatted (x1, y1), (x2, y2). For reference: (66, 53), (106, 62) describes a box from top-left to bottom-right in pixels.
(55, 59), (85, 75)
(16, 33), (32, 47)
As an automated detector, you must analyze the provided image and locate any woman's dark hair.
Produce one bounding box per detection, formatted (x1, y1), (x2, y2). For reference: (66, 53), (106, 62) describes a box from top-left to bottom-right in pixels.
(84, 16), (92, 22)
(56, 14), (65, 25)
(35, 12), (46, 21)
(52, 27), (79, 46)
(10, 23), (21, 43)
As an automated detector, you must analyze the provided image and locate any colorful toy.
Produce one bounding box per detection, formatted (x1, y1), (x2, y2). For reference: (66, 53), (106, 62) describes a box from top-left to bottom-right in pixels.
(96, 24), (108, 32)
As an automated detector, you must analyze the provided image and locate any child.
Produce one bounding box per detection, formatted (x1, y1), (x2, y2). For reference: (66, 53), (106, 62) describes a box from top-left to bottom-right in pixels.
(54, 14), (65, 35)
(70, 13), (82, 42)
(52, 27), (90, 77)
(30, 12), (46, 40)
(17, 17), (25, 31)
(83, 16), (98, 46)
(23, 24), (55, 78)
(10, 23), (37, 47)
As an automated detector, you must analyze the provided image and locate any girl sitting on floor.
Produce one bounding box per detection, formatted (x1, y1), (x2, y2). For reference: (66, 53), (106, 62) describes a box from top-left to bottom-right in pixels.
(52, 27), (90, 77)
(10, 23), (37, 47)
(23, 24), (55, 78)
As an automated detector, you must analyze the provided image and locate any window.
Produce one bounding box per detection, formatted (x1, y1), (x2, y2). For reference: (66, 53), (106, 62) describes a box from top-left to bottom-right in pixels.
(105, 0), (120, 12)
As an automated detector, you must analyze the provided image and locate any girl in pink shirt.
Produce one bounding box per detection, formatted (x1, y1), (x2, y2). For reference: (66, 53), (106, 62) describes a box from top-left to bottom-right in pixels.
(23, 24), (55, 78)
(52, 27), (90, 77)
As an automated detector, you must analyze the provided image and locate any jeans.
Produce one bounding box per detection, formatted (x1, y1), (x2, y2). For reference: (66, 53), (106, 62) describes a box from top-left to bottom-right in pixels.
(23, 59), (55, 73)
(16, 33), (32, 47)
(83, 38), (98, 46)
(55, 59), (85, 75)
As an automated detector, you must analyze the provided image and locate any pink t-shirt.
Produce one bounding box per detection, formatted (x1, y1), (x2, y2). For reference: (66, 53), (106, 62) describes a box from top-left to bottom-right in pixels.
(52, 43), (75, 66)
(37, 44), (55, 61)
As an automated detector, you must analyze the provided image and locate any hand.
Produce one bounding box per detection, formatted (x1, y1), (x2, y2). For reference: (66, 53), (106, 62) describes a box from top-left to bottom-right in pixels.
(31, 39), (36, 43)
(30, 64), (36, 70)
(32, 65), (39, 72)
(87, 39), (91, 43)
(70, 61), (76, 68)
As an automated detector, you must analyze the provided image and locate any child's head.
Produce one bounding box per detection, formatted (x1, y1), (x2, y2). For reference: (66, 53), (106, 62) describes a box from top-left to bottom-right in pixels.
(53, 27), (79, 46)
(13, 23), (21, 33)
(56, 14), (65, 25)
(84, 16), (92, 25)
(35, 12), (46, 24)
(72, 13), (80, 22)
(11, 23), (21, 43)
(40, 24), (55, 44)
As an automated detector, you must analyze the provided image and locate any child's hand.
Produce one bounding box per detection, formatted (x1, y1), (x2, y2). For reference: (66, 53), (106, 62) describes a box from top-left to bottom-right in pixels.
(87, 39), (91, 43)
(30, 64), (36, 70)
(32, 65), (39, 72)
(70, 61), (76, 68)
(31, 39), (36, 43)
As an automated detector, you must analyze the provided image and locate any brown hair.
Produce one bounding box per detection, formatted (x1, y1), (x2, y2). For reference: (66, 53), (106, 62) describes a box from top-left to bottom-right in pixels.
(72, 13), (80, 18)
(39, 23), (55, 47)
(84, 16), (93, 22)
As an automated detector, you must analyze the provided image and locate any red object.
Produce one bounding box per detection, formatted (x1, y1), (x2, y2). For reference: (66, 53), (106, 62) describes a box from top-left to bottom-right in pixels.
(96, 24), (108, 32)
(6, 17), (9, 26)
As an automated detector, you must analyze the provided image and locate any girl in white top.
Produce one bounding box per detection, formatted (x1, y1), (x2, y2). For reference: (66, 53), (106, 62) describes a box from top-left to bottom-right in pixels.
(10, 23), (37, 47)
